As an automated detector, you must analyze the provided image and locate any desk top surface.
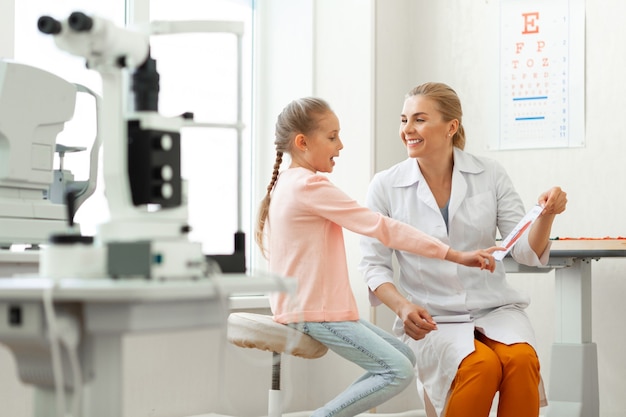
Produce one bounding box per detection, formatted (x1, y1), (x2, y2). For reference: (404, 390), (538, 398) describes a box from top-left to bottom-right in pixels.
(549, 239), (626, 258)
(0, 273), (292, 302)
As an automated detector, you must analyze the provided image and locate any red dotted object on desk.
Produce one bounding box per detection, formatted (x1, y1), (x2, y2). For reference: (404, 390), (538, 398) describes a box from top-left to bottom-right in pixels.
(552, 236), (626, 240)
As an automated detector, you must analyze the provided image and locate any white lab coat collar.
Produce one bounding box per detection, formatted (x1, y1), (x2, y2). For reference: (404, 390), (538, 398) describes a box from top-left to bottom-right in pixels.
(388, 148), (486, 222)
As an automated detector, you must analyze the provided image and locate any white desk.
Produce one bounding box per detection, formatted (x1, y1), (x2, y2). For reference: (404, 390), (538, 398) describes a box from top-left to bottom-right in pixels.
(0, 274), (290, 417)
(0, 250), (39, 276)
(504, 239), (626, 417)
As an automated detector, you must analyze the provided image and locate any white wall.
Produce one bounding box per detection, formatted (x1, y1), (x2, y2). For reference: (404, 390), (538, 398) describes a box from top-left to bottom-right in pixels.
(0, 0), (14, 58)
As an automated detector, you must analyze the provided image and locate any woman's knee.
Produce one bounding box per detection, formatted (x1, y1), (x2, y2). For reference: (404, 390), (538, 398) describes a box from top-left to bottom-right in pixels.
(457, 343), (503, 387)
(501, 343), (540, 375)
(446, 344), (502, 415)
(478, 334), (539, 372)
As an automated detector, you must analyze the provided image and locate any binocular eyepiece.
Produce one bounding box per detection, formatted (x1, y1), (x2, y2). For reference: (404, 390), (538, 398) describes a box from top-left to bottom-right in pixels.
(38, 12), (94, 35)
(37, 15), (61, 34)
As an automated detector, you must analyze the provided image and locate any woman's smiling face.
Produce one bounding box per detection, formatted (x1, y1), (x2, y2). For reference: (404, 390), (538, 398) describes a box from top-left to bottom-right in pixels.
(400, 95), (456, 160)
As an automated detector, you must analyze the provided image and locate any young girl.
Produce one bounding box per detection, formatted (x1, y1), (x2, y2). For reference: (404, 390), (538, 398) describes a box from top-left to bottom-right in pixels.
(256, 97), (499, 417)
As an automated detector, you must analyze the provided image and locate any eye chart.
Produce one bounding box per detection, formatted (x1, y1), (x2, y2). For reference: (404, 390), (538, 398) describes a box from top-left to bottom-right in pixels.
(494, 0), (585, 150)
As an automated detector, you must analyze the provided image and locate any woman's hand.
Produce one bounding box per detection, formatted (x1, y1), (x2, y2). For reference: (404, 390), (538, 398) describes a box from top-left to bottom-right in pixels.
(399, 302), (438, 340)
(529, 186), (567, 255)
(373, 283), (438, 341)
(538, 186), (568, 215)
(445, 247), (503, 272)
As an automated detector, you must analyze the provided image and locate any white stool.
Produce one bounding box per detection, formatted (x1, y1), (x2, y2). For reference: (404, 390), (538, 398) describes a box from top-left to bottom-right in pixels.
(227, 312), (328, 417)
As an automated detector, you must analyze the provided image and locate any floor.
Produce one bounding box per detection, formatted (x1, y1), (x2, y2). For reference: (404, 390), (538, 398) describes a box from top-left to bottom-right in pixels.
(190, 411), (427, 417)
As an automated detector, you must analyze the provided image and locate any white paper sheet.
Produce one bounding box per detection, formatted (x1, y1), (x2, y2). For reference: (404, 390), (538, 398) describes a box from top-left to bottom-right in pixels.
(432, 314), (472, 323)
(494, 204), (544, 261)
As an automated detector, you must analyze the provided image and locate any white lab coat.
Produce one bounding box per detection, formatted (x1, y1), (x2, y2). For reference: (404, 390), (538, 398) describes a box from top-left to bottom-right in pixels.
(359, 148), (550, 416)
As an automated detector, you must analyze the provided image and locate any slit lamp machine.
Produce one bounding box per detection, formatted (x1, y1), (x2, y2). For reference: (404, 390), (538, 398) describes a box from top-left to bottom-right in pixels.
(0, 11), (291, 417)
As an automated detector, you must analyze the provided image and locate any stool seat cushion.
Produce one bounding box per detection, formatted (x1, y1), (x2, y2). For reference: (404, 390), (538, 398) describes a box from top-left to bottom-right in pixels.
(227, 312), (328, 359)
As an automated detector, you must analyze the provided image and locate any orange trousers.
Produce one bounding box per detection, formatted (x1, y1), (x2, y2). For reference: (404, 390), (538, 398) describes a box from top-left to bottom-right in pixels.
(443, 332), (540, 417)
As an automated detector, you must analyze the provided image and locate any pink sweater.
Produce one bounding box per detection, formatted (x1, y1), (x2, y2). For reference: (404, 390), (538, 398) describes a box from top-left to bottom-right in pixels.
(267, 167), (450, 324)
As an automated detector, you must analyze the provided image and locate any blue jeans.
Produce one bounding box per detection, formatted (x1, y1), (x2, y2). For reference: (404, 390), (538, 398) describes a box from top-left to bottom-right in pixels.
(294, 319), (416, 417)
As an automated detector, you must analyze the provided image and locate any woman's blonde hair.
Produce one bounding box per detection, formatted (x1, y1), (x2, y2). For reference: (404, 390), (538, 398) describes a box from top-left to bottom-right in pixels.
(255, 97), (333, 257)
(406, 82), (465, 150)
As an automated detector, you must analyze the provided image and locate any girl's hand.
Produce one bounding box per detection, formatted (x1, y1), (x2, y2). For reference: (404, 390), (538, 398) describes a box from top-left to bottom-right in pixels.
(445, 246), (504, 272)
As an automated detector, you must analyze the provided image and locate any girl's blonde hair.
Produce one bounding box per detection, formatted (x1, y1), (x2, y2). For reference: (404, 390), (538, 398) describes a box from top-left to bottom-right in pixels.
(255, 97), (333, 257)
(406, 82), (466, 150)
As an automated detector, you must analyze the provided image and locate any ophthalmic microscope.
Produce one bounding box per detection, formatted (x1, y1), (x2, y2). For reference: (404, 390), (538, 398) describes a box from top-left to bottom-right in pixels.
(0, 11), (291, 417)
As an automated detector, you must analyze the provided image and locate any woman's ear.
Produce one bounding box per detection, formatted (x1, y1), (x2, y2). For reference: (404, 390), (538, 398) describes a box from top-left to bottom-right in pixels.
(294, 133), (308, 152)
(448, 119), (459, 137)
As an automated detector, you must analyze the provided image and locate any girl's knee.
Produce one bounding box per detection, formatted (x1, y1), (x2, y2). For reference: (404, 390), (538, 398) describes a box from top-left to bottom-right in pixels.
(395, 356), (416, 383)
(383, 353), (415, 389)
(404, 346), (417, 367)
